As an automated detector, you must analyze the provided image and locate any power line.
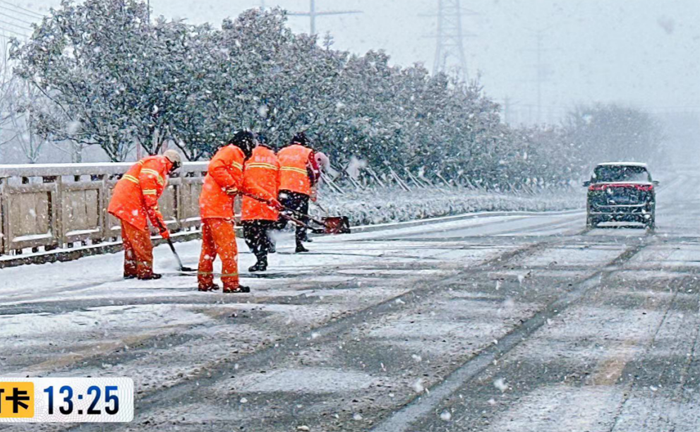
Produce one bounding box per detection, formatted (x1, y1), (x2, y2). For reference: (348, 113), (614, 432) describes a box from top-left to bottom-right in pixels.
(0, 18), (30, 32)
(0, 9), (33, 26)
(0, 0), (42, 19)
(0, 26), (27, 38)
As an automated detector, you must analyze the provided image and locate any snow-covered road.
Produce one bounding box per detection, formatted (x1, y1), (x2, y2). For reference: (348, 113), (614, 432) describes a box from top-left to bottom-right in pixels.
(2, 168), (700, 431)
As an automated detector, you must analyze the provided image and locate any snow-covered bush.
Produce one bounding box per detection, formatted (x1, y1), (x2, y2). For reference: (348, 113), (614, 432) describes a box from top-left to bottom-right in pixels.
(317, 185), (583, 226)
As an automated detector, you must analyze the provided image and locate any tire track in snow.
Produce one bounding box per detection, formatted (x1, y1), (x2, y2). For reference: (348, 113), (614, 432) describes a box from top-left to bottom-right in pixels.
(371, 240), (653, 432)
(60, 231), (580, 432)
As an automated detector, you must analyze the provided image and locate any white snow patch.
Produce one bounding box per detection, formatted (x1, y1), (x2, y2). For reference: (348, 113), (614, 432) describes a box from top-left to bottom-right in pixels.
(412, 378), (425, 394)
(225, 368), (378, 394)
(494, 378), (509, 392)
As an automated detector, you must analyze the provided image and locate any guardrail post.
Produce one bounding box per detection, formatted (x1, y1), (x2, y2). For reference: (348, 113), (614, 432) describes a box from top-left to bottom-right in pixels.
(176, 175), (184, 233)
(54, 175), (65, 250)
(0, 177), (7, 256)
(97, 174), (107, 243)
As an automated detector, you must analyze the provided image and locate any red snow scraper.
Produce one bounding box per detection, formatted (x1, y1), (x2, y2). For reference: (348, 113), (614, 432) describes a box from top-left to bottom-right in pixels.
(310, 201), (351, 234)
(307, 215), (351, 235)
(243, 192), (351, 235)
(277, 207), (351, 235)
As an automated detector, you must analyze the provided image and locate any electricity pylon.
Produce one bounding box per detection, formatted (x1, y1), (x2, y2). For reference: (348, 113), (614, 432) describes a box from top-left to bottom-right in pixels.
(433, 0), (474, 80)
(288, 0), (361, 35)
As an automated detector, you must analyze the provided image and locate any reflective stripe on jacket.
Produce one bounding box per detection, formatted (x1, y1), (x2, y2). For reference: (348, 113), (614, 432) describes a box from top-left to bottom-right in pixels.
(107, 155), (170, 230)
(242, 146), (280, 222)
(199, 145), (276, 220)
(278, 144), (314, 195)
(199, 145), (246, 220)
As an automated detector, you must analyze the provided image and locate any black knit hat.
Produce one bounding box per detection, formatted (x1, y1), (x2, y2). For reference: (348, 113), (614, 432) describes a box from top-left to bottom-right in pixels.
(229, 131), (256, 158)
(290, 131), (309, 147)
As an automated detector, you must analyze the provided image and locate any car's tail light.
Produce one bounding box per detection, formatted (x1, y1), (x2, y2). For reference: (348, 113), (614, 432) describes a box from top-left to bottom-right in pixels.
(589, 183), (653, 191)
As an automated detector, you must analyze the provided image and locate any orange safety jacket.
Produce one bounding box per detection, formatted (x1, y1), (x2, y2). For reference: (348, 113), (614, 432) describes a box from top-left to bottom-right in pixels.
(242, 146), (281, 222)
(278, 144), (315, 195)
(199, 145), (275, 220)
(108, 155), (171, 231)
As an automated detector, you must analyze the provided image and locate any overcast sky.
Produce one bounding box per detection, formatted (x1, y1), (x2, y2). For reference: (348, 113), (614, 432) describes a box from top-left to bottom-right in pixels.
(16, 0), (700, 124)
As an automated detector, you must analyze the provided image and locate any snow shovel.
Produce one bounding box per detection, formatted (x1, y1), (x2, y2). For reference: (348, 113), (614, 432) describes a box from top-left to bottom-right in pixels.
(243, 192), (351, 235)
(310, 201), (352, 234)
(280, 205), (351, 235)
(291, 209), (351, 235)
(279, 212), (349, 235)
(314, 216), (351, 235)
(166, 238), (196, 272)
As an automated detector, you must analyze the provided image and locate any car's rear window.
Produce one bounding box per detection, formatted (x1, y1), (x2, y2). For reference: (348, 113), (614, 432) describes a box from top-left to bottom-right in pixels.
(593, 165), (651, 183)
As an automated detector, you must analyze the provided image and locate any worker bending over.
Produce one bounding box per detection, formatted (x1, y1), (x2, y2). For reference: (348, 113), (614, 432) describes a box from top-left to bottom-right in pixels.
(108, 150), (183, 280)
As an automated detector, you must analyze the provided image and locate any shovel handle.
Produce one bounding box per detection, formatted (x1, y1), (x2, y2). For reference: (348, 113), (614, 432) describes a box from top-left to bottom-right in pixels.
(242, 191), (329, 229)
(167, 238), (190, 272)
(279, 212), (314, 230)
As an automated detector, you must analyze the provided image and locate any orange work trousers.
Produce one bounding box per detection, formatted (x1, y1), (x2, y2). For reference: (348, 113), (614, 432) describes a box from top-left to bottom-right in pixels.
(198, 218), (239, 290)
(121, 220), (154, 279)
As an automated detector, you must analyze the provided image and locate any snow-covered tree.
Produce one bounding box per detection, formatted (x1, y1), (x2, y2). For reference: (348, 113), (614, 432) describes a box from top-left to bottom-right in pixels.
(10, 2), (613, 189)
(11, 0), (162, 161)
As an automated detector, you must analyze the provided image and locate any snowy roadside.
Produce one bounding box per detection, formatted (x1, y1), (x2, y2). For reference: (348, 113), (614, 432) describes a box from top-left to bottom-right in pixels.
(318, 186), (584, 225)
(0, 185), (583, 269)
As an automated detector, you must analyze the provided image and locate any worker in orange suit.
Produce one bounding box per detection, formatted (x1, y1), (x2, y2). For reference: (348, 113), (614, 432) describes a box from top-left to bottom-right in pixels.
(242, 136), (281, 272)
(277, 132), (320, 253)
(198, 131), (281, 293)
(108, 149), (183, 280)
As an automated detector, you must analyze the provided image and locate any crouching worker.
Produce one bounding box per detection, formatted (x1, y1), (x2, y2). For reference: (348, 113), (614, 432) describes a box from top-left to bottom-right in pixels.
(108, 150), (183, 280)
(242, 138), (281, 272)
(198, 132), (281, 293)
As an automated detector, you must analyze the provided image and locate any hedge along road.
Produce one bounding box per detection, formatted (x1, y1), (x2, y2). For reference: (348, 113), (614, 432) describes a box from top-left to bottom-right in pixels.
(1, 170), (699, 431)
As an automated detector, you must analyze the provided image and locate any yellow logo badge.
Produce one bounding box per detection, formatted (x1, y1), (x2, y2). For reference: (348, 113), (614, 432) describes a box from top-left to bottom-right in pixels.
(0, 382), (34, 419)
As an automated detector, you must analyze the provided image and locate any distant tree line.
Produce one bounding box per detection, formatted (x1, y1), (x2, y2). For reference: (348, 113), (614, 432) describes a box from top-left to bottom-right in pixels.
(7, 0), (664, 188)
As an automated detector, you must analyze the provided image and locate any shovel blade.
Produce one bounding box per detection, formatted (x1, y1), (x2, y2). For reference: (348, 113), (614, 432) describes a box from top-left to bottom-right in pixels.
(322, 216), (351, 234)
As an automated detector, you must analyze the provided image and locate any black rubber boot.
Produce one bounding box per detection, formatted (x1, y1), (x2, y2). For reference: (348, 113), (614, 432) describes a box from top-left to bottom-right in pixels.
(224, 286), (251, 293)
(295, 243), (309, 253)
(198, 283), (221, 292)
(248, 258), (268, 273)
(139, 273), (163, 280)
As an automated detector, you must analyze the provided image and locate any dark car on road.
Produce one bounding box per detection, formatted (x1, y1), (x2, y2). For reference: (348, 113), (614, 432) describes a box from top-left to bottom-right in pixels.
(584, 162), (658, 229)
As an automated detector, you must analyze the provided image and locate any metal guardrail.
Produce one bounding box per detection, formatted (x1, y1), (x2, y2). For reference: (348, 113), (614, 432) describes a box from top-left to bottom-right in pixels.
(0, 162), (209, 257)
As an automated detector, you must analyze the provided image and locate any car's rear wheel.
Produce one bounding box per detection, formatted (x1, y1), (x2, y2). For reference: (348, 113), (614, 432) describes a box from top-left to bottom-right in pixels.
(645, 214), (656, 230)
